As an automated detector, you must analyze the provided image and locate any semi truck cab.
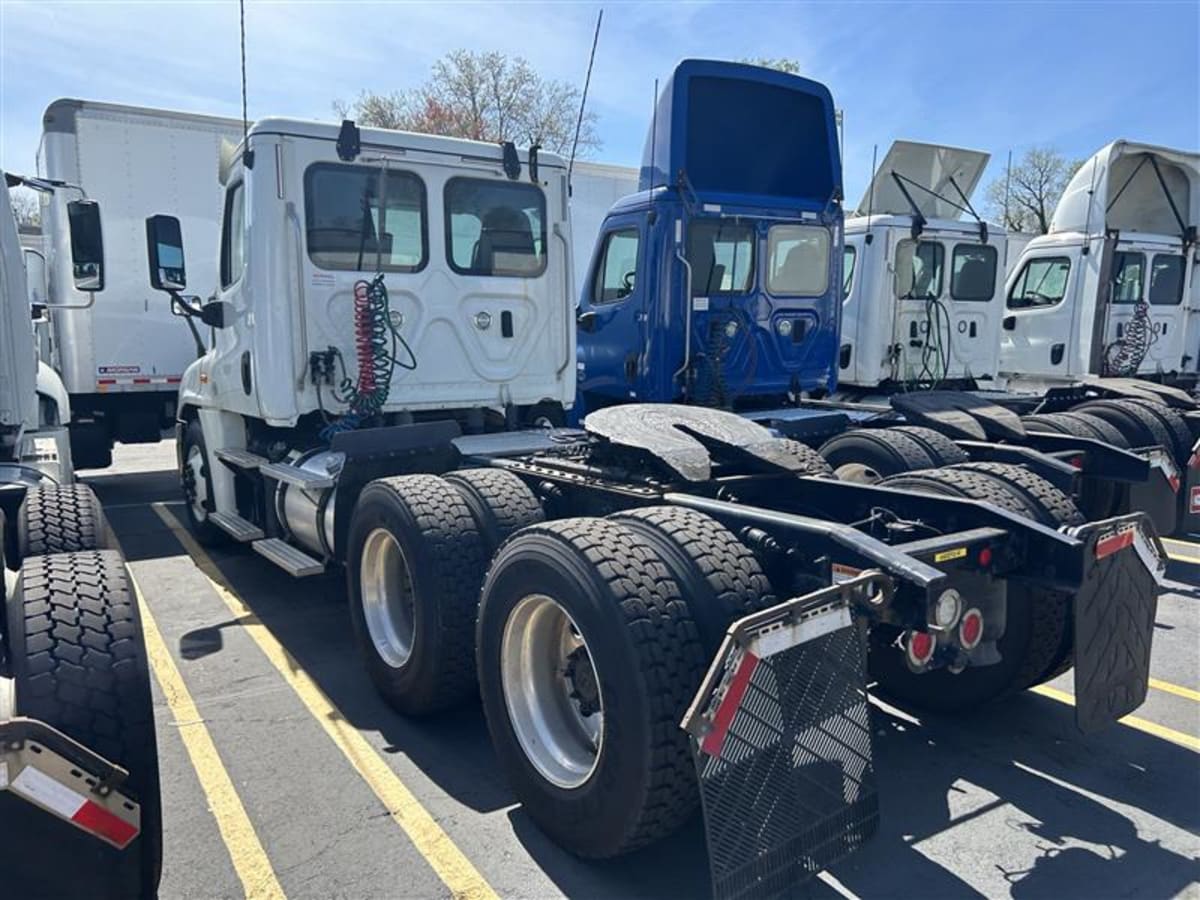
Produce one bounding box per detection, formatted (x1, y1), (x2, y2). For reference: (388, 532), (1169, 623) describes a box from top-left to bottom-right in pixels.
(1000, 141), (1199, 386)
(576, 60), (843, 414)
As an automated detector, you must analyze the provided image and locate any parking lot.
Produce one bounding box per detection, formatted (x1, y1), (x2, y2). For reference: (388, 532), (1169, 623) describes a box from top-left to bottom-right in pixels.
(87, 441), (1200, 900)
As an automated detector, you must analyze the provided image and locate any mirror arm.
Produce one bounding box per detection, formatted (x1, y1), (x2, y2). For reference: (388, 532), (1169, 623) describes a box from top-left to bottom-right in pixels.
(43, 296), (97, 312)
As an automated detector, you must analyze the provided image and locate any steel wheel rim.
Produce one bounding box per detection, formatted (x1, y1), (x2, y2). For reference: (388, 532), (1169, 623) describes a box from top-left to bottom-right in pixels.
(185, 444), (209, 521)
(360, 528), (416, 668)
(500, 593), (603, 789)
(834, 462), (882, 484)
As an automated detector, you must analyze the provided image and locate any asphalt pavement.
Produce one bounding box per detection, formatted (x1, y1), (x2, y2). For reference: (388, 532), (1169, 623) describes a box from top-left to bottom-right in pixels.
(82, 442), (1200, 900)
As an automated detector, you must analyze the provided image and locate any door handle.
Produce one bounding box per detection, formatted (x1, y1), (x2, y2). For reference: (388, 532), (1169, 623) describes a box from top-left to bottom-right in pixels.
(577, 310), (598, 333)
(1002, 316), (1016, 331)
(1050, 343), (1065, 365)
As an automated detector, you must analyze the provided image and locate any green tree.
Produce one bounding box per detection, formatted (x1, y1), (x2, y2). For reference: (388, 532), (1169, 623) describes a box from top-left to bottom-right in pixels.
(984, 147), (1086, 234)
(740, 57), (803, 74)
(334, 50), (600, 157)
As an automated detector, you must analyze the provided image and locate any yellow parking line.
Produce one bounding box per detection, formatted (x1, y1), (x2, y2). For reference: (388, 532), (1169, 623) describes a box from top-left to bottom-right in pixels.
(1149, 678), (1200, 703)
(1162, 537), (1200, 563)
(151, 503), (498, 900)
(1032, 685), (1200, 751)
(118, 548), (285, 900)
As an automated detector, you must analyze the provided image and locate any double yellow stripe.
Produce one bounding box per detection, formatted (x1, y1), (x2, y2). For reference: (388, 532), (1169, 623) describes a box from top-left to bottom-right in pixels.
(1031, 685), (1200, 752)
(151, 503), (498, 900)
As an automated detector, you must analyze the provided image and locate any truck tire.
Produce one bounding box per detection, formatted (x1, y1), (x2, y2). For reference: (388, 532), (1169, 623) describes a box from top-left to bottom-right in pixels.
(949, 461), (1085, 528)
(819, 428), (935, 482)
(179, 418), (227, 547)
(444, 468), (544, 555)
(1070, 398), (1176, 458)
(346, 475), (487, 715)
(610, 506), (775, 654)
(871, 466), (1077, 709)
(6, 551), (162, 898)
(476, 518), (706, 858)
(774, 438), (834, 476)
(1021, 411), (1130, 448)
(1121, 398), (1193, 465)
(16, 484), (110, 565)
(889, 425), (969, 466)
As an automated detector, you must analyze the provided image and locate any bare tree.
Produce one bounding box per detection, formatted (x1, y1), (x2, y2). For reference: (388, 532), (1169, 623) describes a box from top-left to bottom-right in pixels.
(740, 57), (803, 75)
(984, 147), (1086, 234)
(334, 49), (600, 157)
(10, 188), (40, 229)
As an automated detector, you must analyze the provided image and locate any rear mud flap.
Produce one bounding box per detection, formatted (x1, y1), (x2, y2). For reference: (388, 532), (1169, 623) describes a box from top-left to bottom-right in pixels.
(1069, 518), (1165, 733)
(681, 574), (890, 899)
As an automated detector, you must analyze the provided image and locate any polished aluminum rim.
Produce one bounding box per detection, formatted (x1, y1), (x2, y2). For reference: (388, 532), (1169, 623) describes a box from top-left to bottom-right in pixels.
(360, 528), (416, 668)
(185, 444), (209, 521)
(500, 593), (603, 789)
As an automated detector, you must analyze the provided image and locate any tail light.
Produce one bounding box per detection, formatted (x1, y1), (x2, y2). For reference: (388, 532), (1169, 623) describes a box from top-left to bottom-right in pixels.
(905, 630), (936, 667)
(959, 609), (984, 650)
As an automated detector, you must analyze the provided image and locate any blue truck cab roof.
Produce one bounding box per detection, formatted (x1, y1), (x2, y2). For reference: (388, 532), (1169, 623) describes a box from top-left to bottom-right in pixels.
(638, 59), (842, 211)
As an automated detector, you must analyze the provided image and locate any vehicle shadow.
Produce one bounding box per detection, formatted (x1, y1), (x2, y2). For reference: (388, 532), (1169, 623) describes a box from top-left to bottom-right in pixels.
(108, 499), (1200, 899)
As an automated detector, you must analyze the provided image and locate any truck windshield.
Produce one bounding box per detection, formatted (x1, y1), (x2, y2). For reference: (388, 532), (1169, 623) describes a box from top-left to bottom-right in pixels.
(304, 164), (427, 272)
(766, 225), (830, 296)
(895, 240), (944, 300)
(687, 219), (754, 296)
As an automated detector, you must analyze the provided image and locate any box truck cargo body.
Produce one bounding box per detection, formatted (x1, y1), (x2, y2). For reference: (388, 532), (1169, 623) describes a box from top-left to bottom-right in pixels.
(37, 99), (243, 467)
(566, 160), (638, 298)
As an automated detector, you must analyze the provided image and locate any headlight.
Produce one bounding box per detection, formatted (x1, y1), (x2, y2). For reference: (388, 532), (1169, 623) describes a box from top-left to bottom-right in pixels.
(776, 318), (794, 337)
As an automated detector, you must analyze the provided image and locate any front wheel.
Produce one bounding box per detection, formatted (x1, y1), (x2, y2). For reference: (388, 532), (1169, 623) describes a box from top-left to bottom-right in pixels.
(179, 419), (226, 546)
(476, 518), (706, 858)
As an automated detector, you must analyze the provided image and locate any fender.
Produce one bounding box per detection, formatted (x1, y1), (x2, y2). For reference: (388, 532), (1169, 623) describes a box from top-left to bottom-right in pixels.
(35, 361), (71, 426)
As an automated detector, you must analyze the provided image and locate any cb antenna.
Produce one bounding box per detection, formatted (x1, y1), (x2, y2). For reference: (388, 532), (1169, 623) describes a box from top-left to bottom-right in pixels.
(648, 78), (658, 189)
(239, 0), (249, 146)
(1003, 148), (1013, 231)
(568, 8), (603, 188)
(865, 143), (878, 243)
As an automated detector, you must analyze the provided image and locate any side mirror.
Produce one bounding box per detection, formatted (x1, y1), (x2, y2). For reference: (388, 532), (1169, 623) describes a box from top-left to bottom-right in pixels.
(146, 214), (187, 292)
(67, 199), (104, 292)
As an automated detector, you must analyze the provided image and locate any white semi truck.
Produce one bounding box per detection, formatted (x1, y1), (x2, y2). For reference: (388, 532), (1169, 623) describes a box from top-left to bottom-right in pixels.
(143, 65), (1166, 889)
(1000, 140), (1199, 387)
(37, 99), (244, 469)
(1, 173), (161, 898)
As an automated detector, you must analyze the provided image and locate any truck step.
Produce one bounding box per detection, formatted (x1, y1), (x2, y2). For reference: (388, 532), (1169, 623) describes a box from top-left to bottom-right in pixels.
(258, 462), (336, 490)
(215, 447), (268, 470)
(252, 538), (325, 577)
(209, 512), (264, 542)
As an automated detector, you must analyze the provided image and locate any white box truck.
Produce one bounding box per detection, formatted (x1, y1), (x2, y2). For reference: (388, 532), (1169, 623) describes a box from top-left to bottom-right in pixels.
(567, 160), (638, 296)
(37, 99), (244, 468)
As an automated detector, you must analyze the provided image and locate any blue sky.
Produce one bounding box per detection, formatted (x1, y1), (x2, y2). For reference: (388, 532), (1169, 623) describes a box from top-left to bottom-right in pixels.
(1, 0), (1197, 206)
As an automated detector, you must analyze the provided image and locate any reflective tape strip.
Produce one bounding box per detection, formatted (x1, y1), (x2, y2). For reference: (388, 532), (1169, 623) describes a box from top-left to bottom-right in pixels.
(701, 650), (759, 758)
(9, 763), (138, 848)
(1096, 528), (1135, 559)
(95, 375), (182, 386)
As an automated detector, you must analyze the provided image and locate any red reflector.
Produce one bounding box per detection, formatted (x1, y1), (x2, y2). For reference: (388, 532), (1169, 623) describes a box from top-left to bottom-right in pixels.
(700, 651), (759, 758)
(1069, 455), (1084, 469)
(959, 610), (983, 649)
(977, 546), (993, 568)
(72, 800), (139, 849)
(1096, 529), (1135, 559)
(906, 631), (935, 666)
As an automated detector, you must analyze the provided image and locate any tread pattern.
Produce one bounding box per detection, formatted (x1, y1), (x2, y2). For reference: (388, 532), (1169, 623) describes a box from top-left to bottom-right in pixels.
(774, 438), (834, 476)
(1072, 399), (1176, 458)
(820, 428), (934, 476)
(610, 506), (775, 651)
(949, 462), (1085, 527)
(9, 550), (159, 794)
(1122, 398), (1193, 465)
(17, 484), (108, 560)
(369, 475), (488, 708)
(890, 425), (969, 465)
(444, 468), (545, 552)
(495, 518), (707, 855)
(1022, 411), (1129, 448)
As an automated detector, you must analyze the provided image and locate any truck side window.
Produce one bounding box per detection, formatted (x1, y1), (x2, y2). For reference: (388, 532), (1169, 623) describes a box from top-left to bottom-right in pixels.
(305, 164), (427, 273)
(593, 228), (640, 303)
(1148, 254), (1184, 306)
(1007, 257), (1071, 309)
(1110, 251), (1145, 304)
(766, 224), (830, 296)
(445, 178), (546, 278)
(895, 240), (943, 300)
(842, 246), (857, 299)
(687, 219), (754, 296)
(220, 181), (245, 288)
(950, 244), (997, 301)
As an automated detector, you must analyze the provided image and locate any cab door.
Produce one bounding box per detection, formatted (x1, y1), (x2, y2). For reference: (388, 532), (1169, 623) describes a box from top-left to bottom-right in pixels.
(945, 239), (1002, 379)
(999, 249), (1081, 377)
(576, 214), (647, 406)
